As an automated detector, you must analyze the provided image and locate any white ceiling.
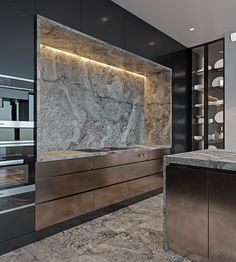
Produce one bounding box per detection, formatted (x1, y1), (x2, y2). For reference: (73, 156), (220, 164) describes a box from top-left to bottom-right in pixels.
(112, 0), (236, 47)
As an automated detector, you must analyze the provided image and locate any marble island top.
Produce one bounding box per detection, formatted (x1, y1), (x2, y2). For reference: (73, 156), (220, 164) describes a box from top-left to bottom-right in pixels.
(164, 149), (236, 172)
(38, 144), (171, 162)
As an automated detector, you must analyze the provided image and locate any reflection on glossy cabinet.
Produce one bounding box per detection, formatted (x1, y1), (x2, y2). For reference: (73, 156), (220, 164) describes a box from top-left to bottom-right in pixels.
(0, 0), (35, 14)
(125, 12), (155, 60)
(81, 0), (125, 48)
(36, 0), (81, 31)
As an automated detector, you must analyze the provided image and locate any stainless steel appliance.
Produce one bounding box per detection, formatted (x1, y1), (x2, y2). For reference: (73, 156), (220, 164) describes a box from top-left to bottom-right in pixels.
(0, 74), (35, 243)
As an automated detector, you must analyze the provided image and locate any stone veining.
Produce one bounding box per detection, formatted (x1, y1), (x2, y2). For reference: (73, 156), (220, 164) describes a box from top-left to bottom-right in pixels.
(164, 149), (236, 172)
(37, 17), (172, 155)
(0, 194), (192, 262)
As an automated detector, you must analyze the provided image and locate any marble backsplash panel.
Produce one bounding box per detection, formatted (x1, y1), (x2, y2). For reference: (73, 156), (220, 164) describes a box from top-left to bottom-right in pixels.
(37, 46), (146, 152)
(144, 71), (172, 146)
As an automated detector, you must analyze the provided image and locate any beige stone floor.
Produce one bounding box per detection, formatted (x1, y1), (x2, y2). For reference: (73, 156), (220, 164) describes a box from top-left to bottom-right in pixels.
(0, 194), (192, 262)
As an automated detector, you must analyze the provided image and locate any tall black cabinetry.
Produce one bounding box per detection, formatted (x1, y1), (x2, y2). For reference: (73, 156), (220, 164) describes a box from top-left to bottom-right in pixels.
(0, 1), (35, 248)
(125, 12), (155, 60)
(0, 0), (34, 14)
(36, 0), (81, 31)
(0, 2), (34, 79)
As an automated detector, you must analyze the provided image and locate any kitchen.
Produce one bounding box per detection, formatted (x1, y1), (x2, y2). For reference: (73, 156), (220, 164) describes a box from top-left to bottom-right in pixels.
(0, 0), (236, 261)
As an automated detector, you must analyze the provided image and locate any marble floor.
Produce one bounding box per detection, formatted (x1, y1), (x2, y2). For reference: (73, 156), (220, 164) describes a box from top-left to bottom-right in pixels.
(0, 194), (192, 262)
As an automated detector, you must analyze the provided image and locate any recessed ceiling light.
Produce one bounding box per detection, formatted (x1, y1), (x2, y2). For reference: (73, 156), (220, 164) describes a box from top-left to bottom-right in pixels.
(149, 41), (156, 46)
(230, 32), (236, 42)
(189, 27), (195, 31)
(219, 51), (224, 54)
(101, 17), (109, 22)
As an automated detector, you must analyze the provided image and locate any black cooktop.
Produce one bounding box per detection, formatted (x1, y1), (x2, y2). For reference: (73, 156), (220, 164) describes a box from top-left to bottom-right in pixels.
(76, 147), (133, 153)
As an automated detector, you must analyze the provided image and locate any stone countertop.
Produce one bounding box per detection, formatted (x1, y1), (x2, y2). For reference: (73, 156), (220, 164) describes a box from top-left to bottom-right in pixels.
(38, 145), (171, 162)
(163, 149), (236, 252)
(164, 149), (236, 172)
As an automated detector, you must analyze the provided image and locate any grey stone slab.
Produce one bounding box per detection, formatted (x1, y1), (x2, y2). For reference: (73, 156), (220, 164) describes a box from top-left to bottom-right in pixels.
(37, 17), (172, 158)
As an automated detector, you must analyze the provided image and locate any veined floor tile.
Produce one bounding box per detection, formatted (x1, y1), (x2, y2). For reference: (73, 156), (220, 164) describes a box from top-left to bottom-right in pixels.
(0, 194), (192, 262)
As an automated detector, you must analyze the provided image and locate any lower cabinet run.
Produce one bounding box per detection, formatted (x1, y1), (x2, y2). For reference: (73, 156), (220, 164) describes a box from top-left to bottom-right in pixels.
(36, 149), (169, 230)
(148, 173), (163, 191)
(94, 177), (149, 210)
(36, 192), (94, 230)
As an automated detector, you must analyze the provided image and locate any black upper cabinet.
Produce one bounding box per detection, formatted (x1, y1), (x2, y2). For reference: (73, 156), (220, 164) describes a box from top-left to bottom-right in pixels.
(36, 0), (81, 31)
(0, 3), (34, 79)
(171, 49), (191, 153)
(154, 30), (185, 67)
(0, 0), (35, 14)
(81, 0), (125, 48)
(125, 12), (155, 60)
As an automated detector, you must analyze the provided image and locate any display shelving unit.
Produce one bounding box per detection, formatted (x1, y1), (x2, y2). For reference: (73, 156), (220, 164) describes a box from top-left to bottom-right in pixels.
(191, 39), (224, 150)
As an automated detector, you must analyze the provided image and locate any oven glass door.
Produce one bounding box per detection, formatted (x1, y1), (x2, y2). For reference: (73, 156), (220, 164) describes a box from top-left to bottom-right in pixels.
(0, 128), (34, 141)
(0, 94), (34, 122)
(0, 164), (28, 189)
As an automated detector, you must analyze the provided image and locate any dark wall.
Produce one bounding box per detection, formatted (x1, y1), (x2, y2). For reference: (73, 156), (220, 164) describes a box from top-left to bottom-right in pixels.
(0, 0), (191, 152)
(171, 49), (192, 153)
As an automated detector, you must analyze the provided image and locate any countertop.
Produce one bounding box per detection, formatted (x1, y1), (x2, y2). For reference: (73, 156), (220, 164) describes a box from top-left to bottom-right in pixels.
(164, 149), (236, 172)
(38, 145), (171, 162)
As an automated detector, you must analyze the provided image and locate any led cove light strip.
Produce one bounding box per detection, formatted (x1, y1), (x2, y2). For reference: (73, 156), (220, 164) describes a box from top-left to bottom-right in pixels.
(40, 44), (146, 79)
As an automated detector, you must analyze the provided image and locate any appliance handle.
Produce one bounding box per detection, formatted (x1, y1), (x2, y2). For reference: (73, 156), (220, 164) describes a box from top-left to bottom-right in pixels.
(0, 159), (24, 167)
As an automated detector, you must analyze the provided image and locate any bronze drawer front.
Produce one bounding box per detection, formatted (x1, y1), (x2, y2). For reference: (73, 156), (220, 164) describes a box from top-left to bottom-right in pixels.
(208, 171), (236, 262)
(166, 165), (208, 259)
(148, 173), (163, 191)
(148, 149), (170, 160)
(36, 170), (94, 204)
(36, 157), (93, 179)
(36, 191), (94, 230)
(93, 161), (148, 189)
(148, 159), (163, 175)
(94, 177), (149, 210)
(94, 151), (148, 169)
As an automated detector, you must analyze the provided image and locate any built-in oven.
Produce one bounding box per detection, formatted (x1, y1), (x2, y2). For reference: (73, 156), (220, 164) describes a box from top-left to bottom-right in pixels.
(0, 74), (34, 143)
(0, 160), (28, 189)
(0, 74), (35, 244)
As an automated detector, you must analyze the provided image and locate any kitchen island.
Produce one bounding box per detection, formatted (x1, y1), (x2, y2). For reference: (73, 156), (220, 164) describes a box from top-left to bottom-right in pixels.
(164, 149), (236, 262)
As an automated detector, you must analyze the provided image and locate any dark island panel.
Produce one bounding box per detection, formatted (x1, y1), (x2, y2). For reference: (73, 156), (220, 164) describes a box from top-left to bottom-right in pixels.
(166, 165), (208, 259)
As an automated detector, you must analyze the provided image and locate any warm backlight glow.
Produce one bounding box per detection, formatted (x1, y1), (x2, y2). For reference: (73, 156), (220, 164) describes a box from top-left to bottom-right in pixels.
(40, 44), (146, 79)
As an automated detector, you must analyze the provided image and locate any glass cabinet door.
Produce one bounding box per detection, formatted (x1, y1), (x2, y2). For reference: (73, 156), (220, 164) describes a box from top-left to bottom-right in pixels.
(192, 46), (205, 150)
(207, 40), (224, 149)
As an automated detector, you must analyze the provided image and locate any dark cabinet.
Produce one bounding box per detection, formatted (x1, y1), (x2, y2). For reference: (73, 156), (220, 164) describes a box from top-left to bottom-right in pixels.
(36, 0), (81, 31)
(154, 30), (184, 67)
(125, 12), (155, 60)
(166, 165), (236, 261)
(81, 0), (125, 48)
(0, 3), (34, 79)
(171, 49), (191, 154)
(0, 207), (35, 243)
(166, 165), (208, 259)
(0, 0), (35, 14)
(209, 171), (236, 262)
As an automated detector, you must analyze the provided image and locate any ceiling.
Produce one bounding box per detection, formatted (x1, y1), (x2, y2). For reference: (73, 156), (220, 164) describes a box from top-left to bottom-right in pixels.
(112, 0), (236, 47)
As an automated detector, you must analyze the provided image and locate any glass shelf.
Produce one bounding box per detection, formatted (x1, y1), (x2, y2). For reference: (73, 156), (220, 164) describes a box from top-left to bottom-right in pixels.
(191, 39), (224, 151)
